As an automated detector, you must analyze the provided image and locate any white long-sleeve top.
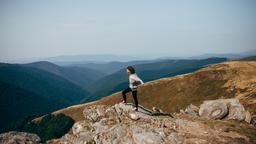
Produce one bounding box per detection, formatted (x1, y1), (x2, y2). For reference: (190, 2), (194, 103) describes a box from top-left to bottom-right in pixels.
(129, 73), (144, 89)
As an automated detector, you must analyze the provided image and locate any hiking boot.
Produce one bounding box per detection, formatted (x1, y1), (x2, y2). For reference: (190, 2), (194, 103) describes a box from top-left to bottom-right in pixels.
(133, 107), (138, 111)
(121, 100), (127, 104)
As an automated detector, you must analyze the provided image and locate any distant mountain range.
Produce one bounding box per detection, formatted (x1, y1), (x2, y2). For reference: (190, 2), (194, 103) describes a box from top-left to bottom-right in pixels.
(3, 50), (256, 64)
(4, 54), (142, 64)
(160, 50), (256, 60)
(43, 54), (141, 63)
(63, 60), (164, 74)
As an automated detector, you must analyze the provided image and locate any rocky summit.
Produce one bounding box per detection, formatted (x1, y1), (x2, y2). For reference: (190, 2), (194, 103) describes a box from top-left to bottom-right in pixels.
(46, 98), (255, 144)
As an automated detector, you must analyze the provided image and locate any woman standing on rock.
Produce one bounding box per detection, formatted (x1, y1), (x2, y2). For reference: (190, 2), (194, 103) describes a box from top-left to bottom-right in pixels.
(122, 66), (144, 111)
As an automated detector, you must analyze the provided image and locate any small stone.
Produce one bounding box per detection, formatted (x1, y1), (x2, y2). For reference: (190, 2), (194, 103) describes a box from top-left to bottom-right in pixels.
(167, 132), (184, 144)
(83, 108), (99, 122)
(129, 112), (140, 120)
(185, 104), (199, 116)
(179, 109), (185, 114)
(214, 124), (230, 133)
(251, 115), (256, 127)
(245, 111), (251, 124)
(72, 120), (93, 135)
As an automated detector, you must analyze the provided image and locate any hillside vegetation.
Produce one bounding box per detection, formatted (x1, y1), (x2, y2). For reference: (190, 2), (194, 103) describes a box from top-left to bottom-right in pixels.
(0, 63), (90, 132)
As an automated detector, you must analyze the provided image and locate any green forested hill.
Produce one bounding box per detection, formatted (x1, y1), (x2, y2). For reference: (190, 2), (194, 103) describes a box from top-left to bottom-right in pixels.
(0, 81), (66, 132)
(0, 63), (90, 132)
(0, 64), (90, 104)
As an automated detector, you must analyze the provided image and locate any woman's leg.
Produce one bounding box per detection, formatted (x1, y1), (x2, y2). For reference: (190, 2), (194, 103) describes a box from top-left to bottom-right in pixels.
(122, 87), (131, 103)
(131, 90), (138, 110)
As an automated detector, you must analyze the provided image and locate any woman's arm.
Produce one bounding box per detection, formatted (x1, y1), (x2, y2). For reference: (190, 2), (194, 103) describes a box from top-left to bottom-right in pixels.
(138, 77), (144, 85)
(135, 76), (144, 84)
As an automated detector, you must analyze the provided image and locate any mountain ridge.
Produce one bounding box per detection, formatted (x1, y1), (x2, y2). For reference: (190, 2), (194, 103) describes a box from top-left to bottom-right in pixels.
(26, 61), (106, 89)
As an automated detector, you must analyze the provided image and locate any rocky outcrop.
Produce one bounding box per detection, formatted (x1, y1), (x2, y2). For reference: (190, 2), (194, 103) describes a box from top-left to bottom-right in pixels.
(199, 99), (246, 121)
(54, 103), (177, 144)
(0, 131), (41, 144)
(47, 100), (255, 144)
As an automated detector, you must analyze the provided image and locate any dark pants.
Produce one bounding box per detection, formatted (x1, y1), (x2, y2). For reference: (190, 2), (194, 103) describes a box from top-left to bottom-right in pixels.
(122, 87), (138, 108)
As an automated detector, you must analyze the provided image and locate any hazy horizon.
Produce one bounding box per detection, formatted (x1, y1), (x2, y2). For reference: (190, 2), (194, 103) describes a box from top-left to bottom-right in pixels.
(1, 0), (256, 62)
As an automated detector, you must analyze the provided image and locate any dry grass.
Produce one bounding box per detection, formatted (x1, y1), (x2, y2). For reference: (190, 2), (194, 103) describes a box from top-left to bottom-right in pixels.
(33, 101), (97, 122)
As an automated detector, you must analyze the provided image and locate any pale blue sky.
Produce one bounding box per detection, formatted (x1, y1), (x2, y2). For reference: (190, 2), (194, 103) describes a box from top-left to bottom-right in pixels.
(0, 0), (255, 61)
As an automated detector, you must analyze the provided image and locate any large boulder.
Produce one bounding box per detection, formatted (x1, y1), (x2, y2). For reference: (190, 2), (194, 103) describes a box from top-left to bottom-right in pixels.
(199, 100), (228, 120)
(0, 131), (41, 144)
(199, 99), (246, 121)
